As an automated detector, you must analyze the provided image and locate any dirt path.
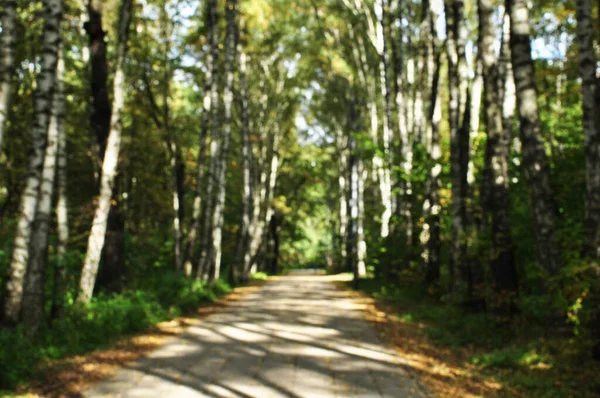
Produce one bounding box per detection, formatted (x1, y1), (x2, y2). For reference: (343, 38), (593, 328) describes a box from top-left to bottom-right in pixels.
(83, 274), (426, 397)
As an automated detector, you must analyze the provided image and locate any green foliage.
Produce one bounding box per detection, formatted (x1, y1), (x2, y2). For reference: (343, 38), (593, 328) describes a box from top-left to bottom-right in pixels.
(251, 272), (269, 280)
(0, 271), (231, 389)
(471, 346), (549, 370)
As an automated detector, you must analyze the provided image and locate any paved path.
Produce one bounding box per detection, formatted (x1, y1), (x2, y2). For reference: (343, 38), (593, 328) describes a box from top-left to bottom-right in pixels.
(84, 274), (425, 397)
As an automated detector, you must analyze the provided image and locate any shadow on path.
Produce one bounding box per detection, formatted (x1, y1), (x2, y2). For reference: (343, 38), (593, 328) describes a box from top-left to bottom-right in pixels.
(83, 275), (427, 397)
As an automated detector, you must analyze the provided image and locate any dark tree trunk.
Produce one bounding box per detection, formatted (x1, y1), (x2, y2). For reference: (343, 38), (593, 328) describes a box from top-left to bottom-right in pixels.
(85, 0), (125, 290)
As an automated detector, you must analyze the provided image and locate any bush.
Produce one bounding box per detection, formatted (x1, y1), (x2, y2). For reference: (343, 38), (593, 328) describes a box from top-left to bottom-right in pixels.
(0, 271), (232, 389)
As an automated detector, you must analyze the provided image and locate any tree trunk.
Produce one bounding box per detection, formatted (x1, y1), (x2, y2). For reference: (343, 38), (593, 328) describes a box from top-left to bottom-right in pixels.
(2, 0), (62, 324)
(78, 0), (134, 304)
(85, 0), (125, 291)
(232, 43), (252, 284)
(183, 18), (213, 278)
(22, 46), (65, 334)
(197, 0), (220, 281)
(84, 0), (111, 162)
(210, 0), (237, 281)
(421, 0), (442, 286)
(349, 133), (359, 284)
(374, 0), (393, 238)
(160, 4), (184, 273)
(0, 0), (17, 153)
(508, 0), (561, 275)
(244, 59), (282, 278)
(479, 0), (518, 307)
(425, 53), (442, 286)
(51, 69), (69, 320)
(336, 127), (349, 263)
(244, 74), (270, 279)
(392, 0), (413, 246)
(446, 0), (471, 296)
(499, 11), (516, 165)
(575, 0), (600, 258)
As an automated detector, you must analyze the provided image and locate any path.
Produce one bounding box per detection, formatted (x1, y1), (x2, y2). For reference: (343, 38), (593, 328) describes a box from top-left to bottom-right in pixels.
(83, 274), (426, 397)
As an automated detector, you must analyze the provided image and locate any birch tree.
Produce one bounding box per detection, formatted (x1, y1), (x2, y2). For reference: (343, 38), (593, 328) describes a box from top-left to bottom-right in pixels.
(78, 0), (134, 304)
(479, 0), (518, 303)
(507, 0), (561, 275)
(197, 0), (220, 280)
(85, 0), (125, 285)
(184, 8), (214, 278)
(209, 0), (237, 281)
(391, 0), (413, 245)
(51, 75), (69, 320)
(232, 40), (252, 284)
(22, 47), (65, 334)
(420, 0), (443, 286)
(2, 0), (63, 323)
(0, 0), (17, 152)
(446, 0), (471, 295)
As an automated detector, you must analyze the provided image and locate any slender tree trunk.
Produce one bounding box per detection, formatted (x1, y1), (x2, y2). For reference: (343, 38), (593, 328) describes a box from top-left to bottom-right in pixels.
(507, 0), (561, 275)
(392, 0), (413, 246)
(375, 0), (393, 238)
(575, 0), (600, 258)
(468, 58), (483, 190)
(160, 4), (184, 273)
(446, 0), (471, 295)
(51, 73), (69, 320)
(197, 0), (219, 281)
(244, 60), (282, 277)
(184, 33), (213, 278)
(336, 127), (349, 263)
(2, 0), (63, 323)
(421, 0), (442, 286)
(425, 53), (442, 286)
(244, 75), (269, 279)
(479, 0), (518, 306)
(85, 0), (125, 291)
(84, 0), (111, 161)
(0, 0), (17, 152)
(232, 44), (252, 284)
(22, 46), (65, 335)
(210, 0), (237, 281)
(78, 0), (134, 304)
(499, 11), (516, 163)
(357, 158), (367, 277)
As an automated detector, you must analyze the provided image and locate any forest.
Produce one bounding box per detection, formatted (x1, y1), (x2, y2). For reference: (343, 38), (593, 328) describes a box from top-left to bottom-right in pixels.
(1, 0), (600, 396)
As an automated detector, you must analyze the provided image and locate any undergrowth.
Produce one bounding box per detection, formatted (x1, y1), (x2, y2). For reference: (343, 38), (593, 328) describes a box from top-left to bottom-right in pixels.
(0, 271), (231, 389)
(352, 277), (600, 397)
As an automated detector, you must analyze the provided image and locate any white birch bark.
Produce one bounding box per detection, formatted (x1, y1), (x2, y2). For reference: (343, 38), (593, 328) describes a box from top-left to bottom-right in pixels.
(0, 0), (17, 152)
(232, 44), (252, 281)
(22, 46), (65, 334)
(508, 0), (561, 275)
(210, 0), (237, 281)
(2, 0), (62, 323)
(197, 0), (220, 280)
(78, 0), (133, 304)
(336, 127), (349, 261)
(374, 0), (393, 237)
(52, 70), (69, 319)
(357, 159), (367, 277)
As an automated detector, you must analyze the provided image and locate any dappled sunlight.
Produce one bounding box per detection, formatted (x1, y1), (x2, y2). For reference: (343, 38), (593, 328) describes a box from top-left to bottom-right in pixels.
(82, 275), (427, 397)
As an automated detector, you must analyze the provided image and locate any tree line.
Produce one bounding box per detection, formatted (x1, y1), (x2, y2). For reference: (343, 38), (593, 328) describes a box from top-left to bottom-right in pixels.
(0, 0), (599, 358)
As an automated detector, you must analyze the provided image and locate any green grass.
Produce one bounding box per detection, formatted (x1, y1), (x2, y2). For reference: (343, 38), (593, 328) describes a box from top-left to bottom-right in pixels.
(0, 271), (231, 390)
